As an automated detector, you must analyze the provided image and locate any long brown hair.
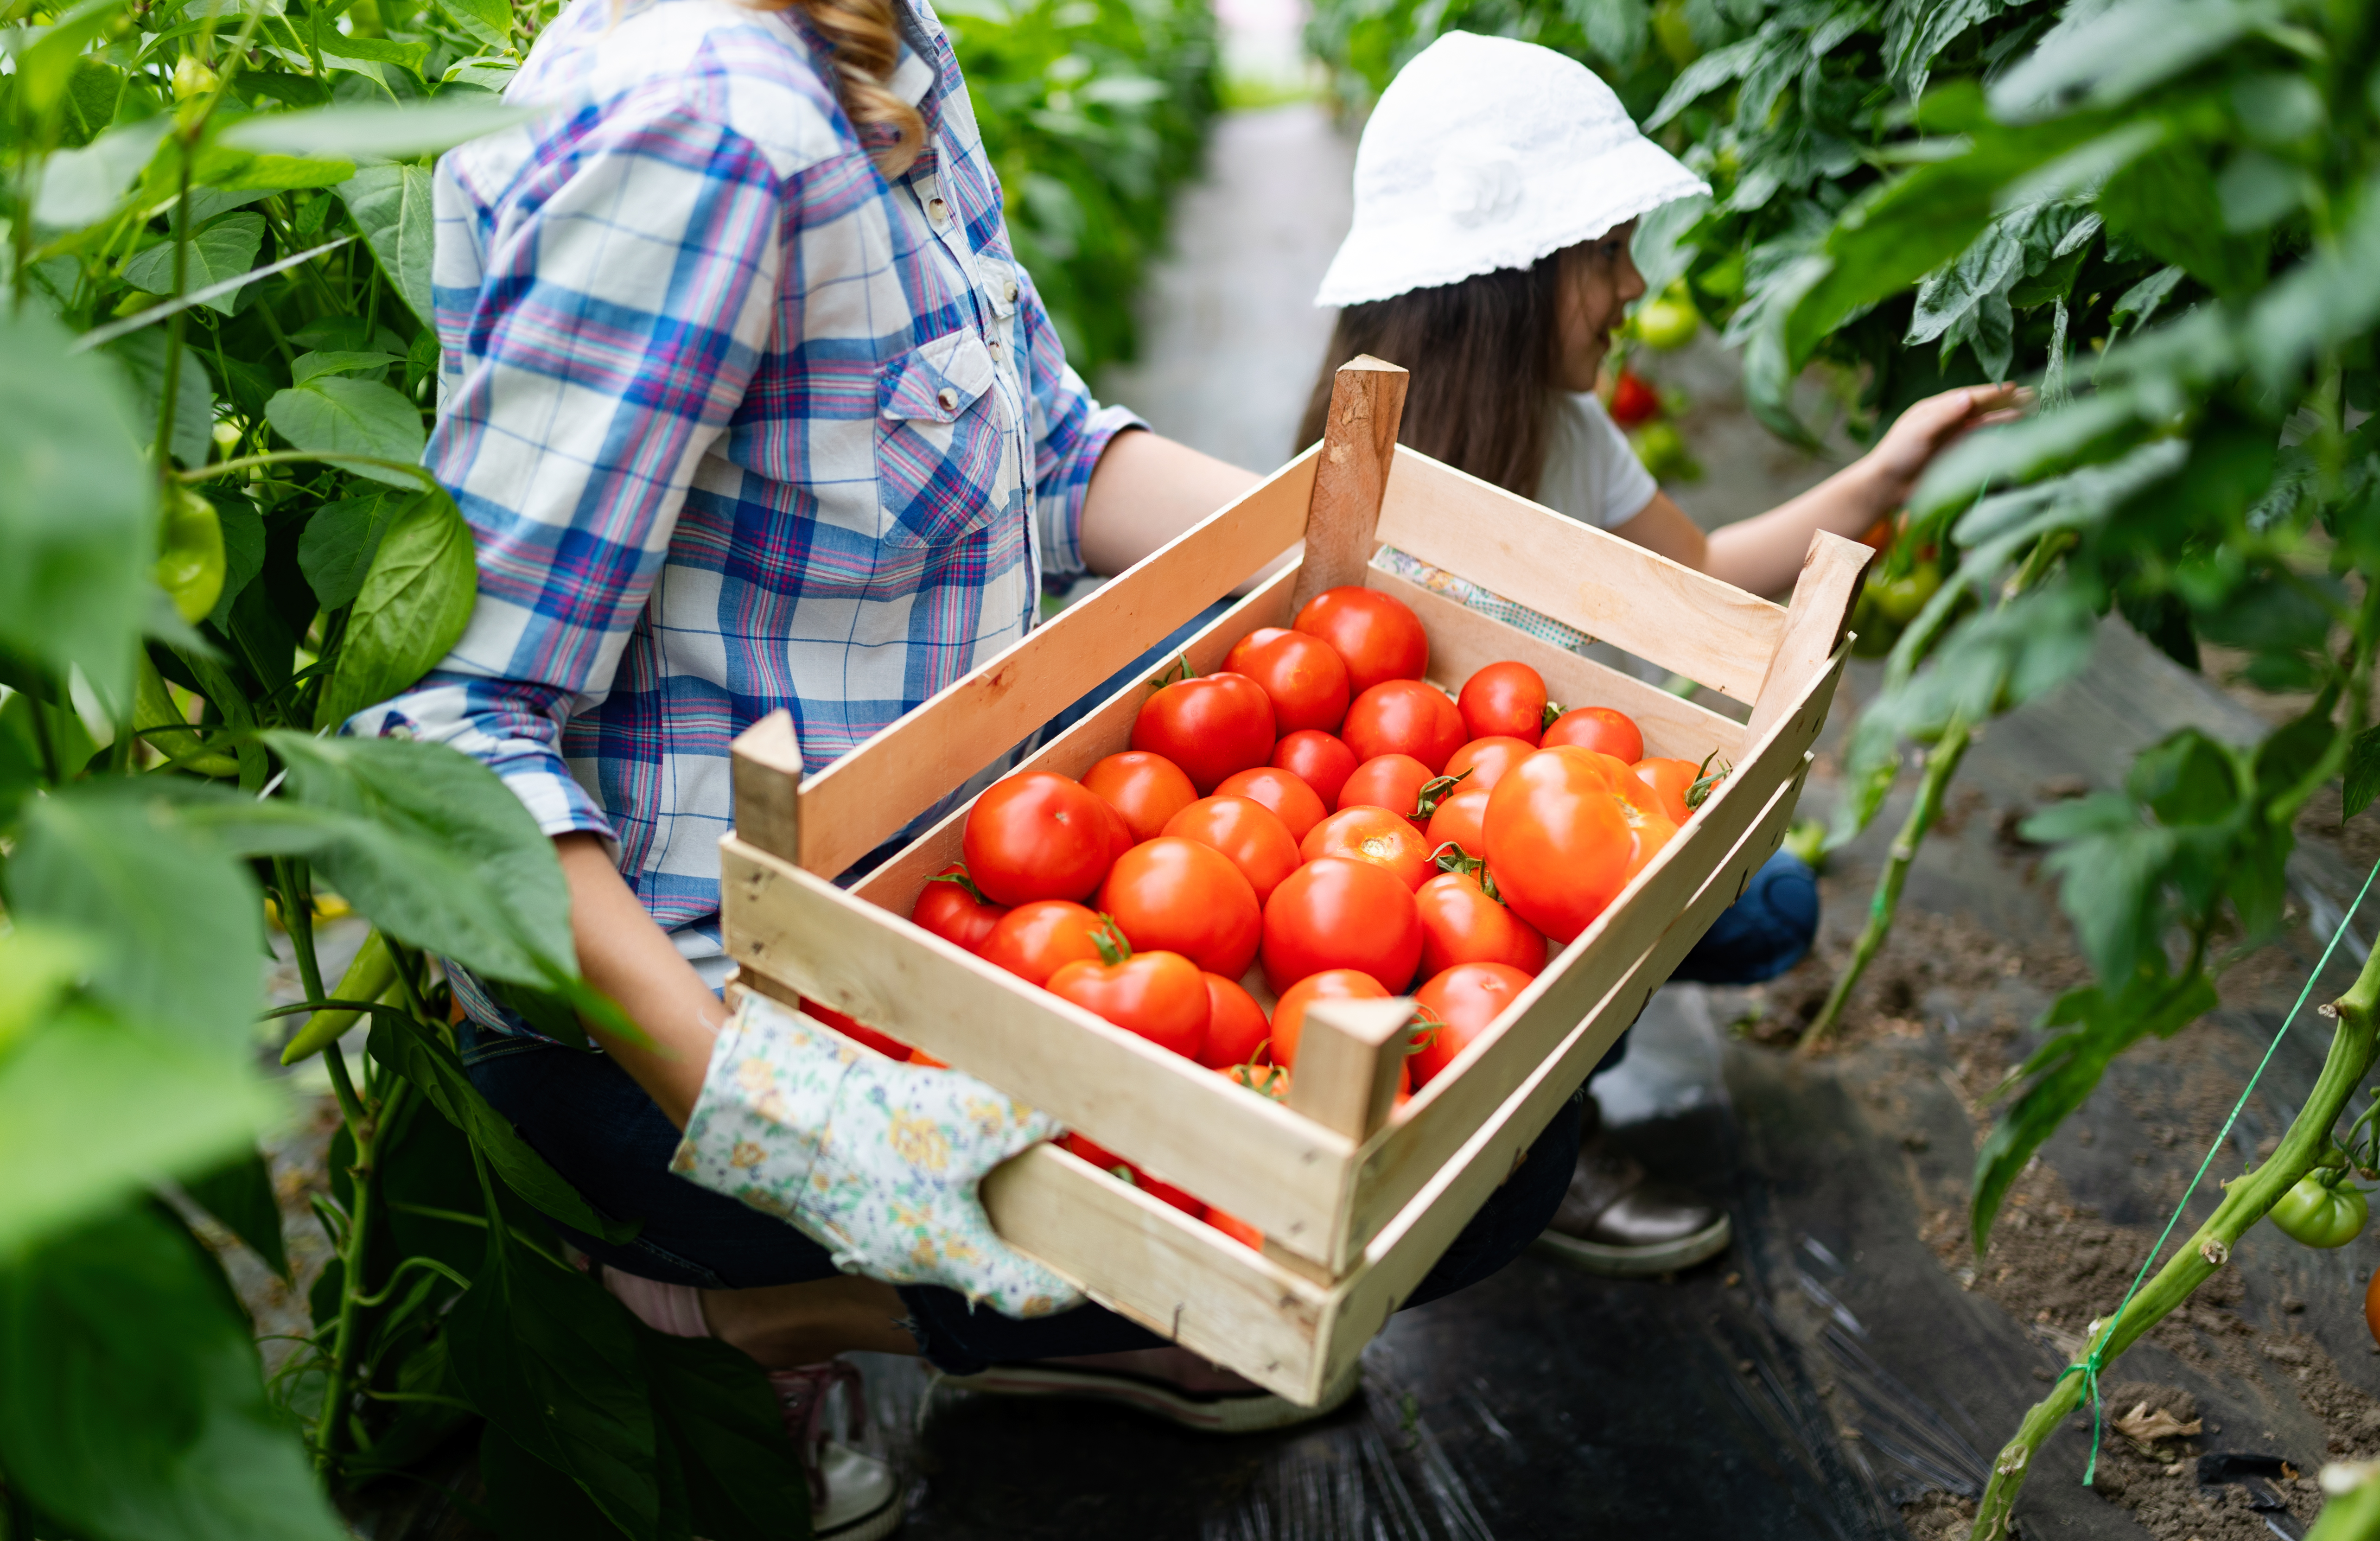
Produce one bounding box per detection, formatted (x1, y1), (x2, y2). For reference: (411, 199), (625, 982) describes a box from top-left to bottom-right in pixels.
(1297, 249), (1570, 500)
(756, 0), (927, 177)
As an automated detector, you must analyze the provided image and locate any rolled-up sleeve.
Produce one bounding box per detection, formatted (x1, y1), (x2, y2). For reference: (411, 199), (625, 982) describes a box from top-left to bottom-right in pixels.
(1014, 264), (1142, 581)
(351, 101), (786, 838)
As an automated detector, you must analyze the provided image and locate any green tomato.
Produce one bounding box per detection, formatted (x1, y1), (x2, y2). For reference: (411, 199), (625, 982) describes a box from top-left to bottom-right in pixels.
(172, 55), (219, 100)
(1850, 585), (1901, 657)
(155, 485), (225, 624)
(1635, 294), (1701, 352)
(1873, 562), (1941, 624)
(2269, 1171), (2367, 1248)
(1630, 420), (1699, 484)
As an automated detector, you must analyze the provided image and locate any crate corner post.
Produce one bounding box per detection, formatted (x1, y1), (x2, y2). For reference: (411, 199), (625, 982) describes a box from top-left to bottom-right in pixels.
(1745, 530), (1871, 743)
(731, 708), (806, 865)
(1292, 355), (1411, 614)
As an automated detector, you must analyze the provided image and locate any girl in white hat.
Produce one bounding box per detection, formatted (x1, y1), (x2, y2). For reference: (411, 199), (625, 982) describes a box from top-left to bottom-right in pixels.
(1305, 31), (2019, 1280)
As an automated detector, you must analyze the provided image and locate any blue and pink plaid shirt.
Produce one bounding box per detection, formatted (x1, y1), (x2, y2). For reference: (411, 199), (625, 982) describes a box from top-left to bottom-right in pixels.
(359, 0), (1138, 1003)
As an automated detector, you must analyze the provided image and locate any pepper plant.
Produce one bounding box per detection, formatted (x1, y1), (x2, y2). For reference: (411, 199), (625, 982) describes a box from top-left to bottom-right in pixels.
(0, 0), (1213, 1532)
(1306, 0), (2380, 1530)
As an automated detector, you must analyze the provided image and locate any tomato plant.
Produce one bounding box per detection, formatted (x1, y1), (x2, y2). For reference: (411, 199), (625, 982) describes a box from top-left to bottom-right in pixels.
(1095, 834), (1262, 977)
(1271, 727), (1360, 808)
(2268, 1170), (2368, 1249)
(1131, 668), (1275, 793)
(1261, 855), (1424, 995)
(1292, 586), (1428, 694)
(1343, 678), (1467, 772)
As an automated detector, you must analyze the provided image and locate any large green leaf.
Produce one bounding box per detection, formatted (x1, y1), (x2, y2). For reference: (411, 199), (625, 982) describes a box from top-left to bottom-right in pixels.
(31, 115), (170, 229)
(313, 488), (477, 727)
(339, 162), (438, 329)
(259, 732), (577, 987)
(643, 1331), (810, 1541)
(0, 1002), (280, 1261)
(265, 375), (428, 486)
(7, 786), (266, 1059)
(219, 98), (541, 159)
(121, 214), (267, 313)
(105, 332), (216, 470)
(0, 1204), (343, 1541)
(1986, 0), (2265, 122)
(297, 488), (411, 609)
(0, 309), (154, 703)
(447, 1223), (660, 1540)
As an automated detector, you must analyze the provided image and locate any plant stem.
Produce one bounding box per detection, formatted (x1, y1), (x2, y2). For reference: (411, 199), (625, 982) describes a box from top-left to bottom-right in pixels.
(311, 1044), (393, 1473)
(1968, 941), (2380, 1539)
(1801, 711), (1974, 1054)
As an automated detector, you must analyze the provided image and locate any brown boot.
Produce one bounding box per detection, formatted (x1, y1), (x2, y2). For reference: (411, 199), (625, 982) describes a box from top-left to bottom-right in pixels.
(1533, 1105), (1730, 1277)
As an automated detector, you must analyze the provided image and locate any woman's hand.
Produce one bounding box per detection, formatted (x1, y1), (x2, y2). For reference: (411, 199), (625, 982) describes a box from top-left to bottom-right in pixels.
(1860, 383), (2029, 510)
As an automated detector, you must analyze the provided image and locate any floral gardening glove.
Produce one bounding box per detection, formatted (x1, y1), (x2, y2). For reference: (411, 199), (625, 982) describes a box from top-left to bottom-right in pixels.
(670, 992), (1084, 1318)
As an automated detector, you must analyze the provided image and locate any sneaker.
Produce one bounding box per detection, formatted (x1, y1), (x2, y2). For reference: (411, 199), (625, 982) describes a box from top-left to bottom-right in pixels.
(770, 1361), (902, 1541)
(932, 1346), (1362, 1434)
(1534, 1131), (1731, 1278)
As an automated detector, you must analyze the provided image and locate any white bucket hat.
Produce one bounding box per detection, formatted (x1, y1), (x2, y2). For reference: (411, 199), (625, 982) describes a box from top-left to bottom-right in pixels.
(1315, 32), (1710, 307)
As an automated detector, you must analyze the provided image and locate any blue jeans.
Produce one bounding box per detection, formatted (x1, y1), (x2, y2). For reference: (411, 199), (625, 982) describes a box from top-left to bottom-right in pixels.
(459, 1025), (1582, 1373)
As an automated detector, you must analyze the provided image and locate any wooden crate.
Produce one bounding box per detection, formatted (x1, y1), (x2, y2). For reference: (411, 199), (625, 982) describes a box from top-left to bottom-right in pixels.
(719, 357), (1868, 1403)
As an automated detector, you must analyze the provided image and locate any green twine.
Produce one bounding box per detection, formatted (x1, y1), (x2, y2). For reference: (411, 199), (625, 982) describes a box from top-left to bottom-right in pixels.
(2054, 854), (2380, 1485)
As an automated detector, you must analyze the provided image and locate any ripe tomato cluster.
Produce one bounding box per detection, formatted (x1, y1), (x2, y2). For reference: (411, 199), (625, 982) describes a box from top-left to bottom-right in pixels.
(838, 587), (1725, 1251)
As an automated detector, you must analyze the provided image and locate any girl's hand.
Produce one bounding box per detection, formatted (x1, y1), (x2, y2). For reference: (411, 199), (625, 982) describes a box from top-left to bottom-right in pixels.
(1864, 384), (2029, 509)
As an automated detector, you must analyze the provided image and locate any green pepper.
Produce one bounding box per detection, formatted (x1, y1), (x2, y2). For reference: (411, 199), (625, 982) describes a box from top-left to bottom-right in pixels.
(280, 929), (399, 1065)
(155, 485), (225, 624)
(2269, 1168), (2367, 1248)
(1874, 561), (1942, 624)
(1633, 288), (1701, 351)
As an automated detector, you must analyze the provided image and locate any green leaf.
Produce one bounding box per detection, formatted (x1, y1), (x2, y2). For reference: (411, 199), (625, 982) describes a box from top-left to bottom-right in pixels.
(0, 1001), (281, 1258)
(339, 162), (439, 329)
(58, 58), (126, 148)
(0, 923), (98, 1061)
(0, 1204), (344, 1541)
(1882, 0), (2014, 98)
(1986, 0), (2264, 123)
(643, 1331), (809, 1540)
(2099, 141), (2270, 298)
(265, 375), (428, 485)
(364, 1013), (639, 1242)
(2023, 792), (2176, 982)
(32, 116), (171, 229)
(8, 786), (267, 1059)
(313, 488), (476, 726)
(209, 495), (267, 628)
(292, 349), (400, 386)
(480, 1423), (631, 1540)
(0, 308), (155, 704)
(297, 488), (409, 609)
(219, 98), (541, 160)
(182, 1146), (291, 1279)
(106, 331), (216, 470)
(17, 0), (132, 118)
(436, 0), (515, 50)
(446, 1219), (659, 1537)
(260, 732), (579, 990)
(122, 214), (267, 313)
(1909, 388), (2153, 521)
(2344, 726), (2380, 820)
(1645, 31), (1764, 127)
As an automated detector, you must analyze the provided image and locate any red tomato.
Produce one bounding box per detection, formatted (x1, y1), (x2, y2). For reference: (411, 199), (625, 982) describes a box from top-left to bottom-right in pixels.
(797, 998), (914, 1061)
(1222, 627), (1351, 734)
(1097, 836), (1262, 977)
(1218, 1061), (1290, 1100)
(1457, 662), (1548, 745)
(1407, 962), (1534, 1088)
(1443, 736), (1536, 792)
(1483, 747), (1633, 943)
(1271, 730), (1359, 809)
(1423, 784), (1492, 858)
(1293, 587), (1428, 694)
(1197, 972), (1271, 1069)
(1163, 795), (1300, 904)
(1632, 757), (1699, 826)
(962, 772), (1114, 906)
(1543, 706), (1644, 764)
(979, 900), (1107, 986)
(1082, 751), (1198, 843)
(1414, 872), (1546, 979)
(1261, 856), (1424, 994)
(1617, 798), (1680, 884)
(1206, 1207), (1263, 1249)
(1215, 766), (1328, 841)
(1609, 368), (1659, 429)
(1342, 680), (1466, 773)
(1063, 1133), (1206, 1218)
(1300, 806), (1434, 891)
(1132, 673), (1276, 794)
(910, 865), (1009, 953)
(1269, 969), (1387, 1068)
(911, 1051), (949, 1068)
(1047, 949), (1209, 1059)
(1338, 752), (1435, 823)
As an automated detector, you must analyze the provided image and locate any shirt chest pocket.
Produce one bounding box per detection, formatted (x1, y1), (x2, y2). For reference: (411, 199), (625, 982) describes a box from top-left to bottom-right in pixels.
(875, 329), (1009, 548)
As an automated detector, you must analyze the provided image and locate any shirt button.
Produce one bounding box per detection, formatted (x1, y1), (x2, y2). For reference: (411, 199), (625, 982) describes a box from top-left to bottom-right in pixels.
(1005, 280), (1019, 304)
(937, 386), (959, 411)
(928, 197), (948, 225)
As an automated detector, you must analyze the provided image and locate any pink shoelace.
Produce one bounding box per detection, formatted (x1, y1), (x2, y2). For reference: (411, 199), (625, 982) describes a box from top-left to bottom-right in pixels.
(770, 1359), (868, 1506)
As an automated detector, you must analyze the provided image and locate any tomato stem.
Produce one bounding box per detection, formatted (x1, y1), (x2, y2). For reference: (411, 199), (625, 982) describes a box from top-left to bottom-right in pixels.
(1413, 768), (1470, 820)
(923, 865), (992, 905)
(1090, 914), (1131, 967)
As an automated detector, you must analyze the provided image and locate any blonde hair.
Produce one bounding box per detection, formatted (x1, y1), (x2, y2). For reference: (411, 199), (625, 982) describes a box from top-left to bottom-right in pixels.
(764, 0), (927, 176)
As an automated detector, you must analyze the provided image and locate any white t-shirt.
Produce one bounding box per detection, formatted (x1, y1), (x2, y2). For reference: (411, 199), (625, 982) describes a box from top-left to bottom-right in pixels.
(1536, 391), (1661, 530)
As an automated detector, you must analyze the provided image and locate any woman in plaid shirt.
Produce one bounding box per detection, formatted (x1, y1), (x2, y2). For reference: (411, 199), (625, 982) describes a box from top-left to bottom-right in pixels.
(376, 0), (1584, 1522)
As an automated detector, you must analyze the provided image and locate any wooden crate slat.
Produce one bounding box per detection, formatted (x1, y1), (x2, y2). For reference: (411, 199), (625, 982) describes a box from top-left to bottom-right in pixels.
(1371, 447), (1786, 704)
(1291, 356), (1406, 614)
(849, 565), (1299, 920)
(720, 835), (1362, 1256)
(1748, 529), (1871, 742)
(1325, 645), (1843, 1269)
(791, 448), (1319, 878)
(980, 1143), (1331, 1402)
(1363, 567), (1748, 765)
(1316, 757), (1810, 1387)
